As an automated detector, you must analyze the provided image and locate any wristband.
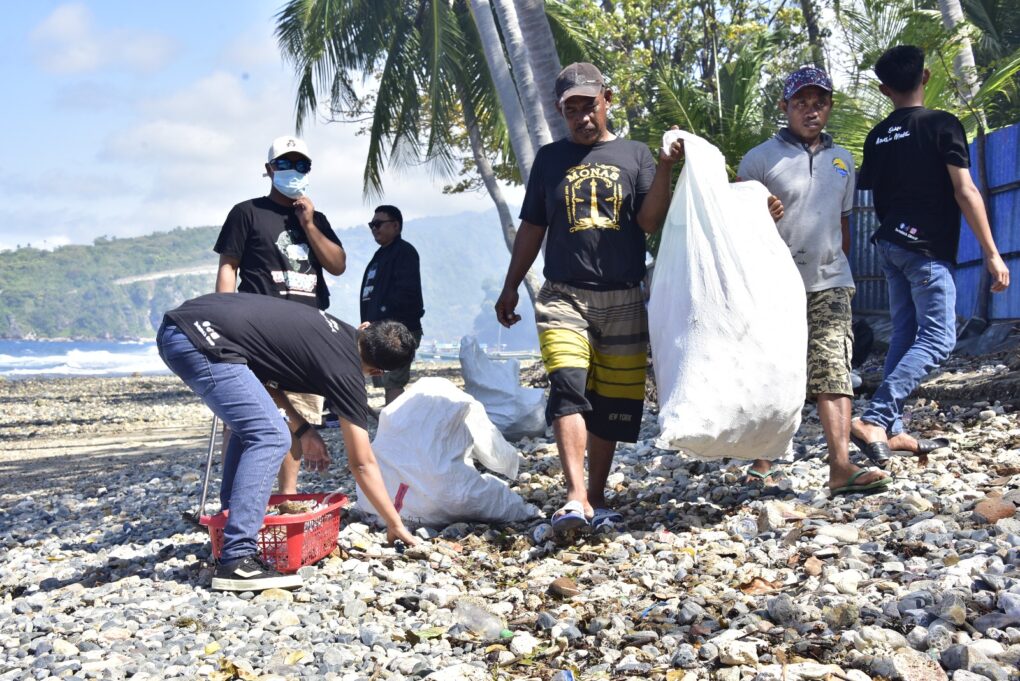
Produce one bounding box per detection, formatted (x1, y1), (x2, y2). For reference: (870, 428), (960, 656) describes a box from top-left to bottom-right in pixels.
(293, 422), (311, 439)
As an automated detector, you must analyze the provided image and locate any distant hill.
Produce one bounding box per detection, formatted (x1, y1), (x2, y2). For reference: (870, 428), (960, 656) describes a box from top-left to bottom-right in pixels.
(0, 209), (539, 350)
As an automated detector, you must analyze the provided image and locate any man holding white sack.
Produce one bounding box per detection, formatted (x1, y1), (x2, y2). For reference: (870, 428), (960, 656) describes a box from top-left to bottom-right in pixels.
(494, 62), (683, 533)
(737, 67), (891, 495)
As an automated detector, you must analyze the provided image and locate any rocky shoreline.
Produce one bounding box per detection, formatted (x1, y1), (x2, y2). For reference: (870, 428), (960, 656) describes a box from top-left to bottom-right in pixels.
(1, 356), (1019, 680)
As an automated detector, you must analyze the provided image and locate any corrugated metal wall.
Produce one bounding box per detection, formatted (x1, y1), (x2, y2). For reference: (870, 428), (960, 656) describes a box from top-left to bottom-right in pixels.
(850, 121), (1020, 320)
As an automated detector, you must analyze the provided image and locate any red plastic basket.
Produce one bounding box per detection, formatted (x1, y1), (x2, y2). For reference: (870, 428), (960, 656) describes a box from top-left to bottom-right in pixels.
(200, 492), (348, 573)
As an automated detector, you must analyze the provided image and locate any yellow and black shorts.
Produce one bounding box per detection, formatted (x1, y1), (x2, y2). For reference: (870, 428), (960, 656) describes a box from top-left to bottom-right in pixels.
(535, 280), (649, 443)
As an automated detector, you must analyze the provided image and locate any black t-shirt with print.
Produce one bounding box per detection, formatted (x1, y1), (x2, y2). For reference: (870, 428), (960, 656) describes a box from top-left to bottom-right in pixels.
(858, 107), (970, 262)
(520, 138), (656, 287)
(214, 197), (342, 309)
(164, 292), (369, 430)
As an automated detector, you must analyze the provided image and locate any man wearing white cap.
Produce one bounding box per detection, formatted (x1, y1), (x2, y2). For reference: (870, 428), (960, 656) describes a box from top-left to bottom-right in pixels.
(213, 135), (346, 494)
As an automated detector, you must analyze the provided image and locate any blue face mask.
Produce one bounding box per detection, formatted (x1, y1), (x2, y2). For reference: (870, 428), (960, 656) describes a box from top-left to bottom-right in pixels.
(272, 170), (309, 199)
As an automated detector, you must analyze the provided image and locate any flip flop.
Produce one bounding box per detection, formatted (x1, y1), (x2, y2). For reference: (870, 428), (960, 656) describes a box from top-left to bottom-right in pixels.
(849, 433), (892, 468)
(551, 500), (589, 533)
(744, 466), (787, 486)
(591, 508), (624, 533)
(830, 468), (893, 496)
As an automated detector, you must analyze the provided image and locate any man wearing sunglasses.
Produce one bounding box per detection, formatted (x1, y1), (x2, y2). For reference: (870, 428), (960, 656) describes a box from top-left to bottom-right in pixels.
(360, 205), (424, 405)
(213, 135), (347, 495)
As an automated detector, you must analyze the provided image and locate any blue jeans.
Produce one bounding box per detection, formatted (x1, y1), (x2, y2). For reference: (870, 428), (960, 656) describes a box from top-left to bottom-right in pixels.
(862, 240), (957, 435)
(156, 323), (290, 563)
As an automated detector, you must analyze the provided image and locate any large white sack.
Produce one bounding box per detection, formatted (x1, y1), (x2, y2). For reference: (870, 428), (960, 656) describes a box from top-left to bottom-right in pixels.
(459, 335), (546, 440)
(648, 130), (806, 461)
(357, 377), (541, 526)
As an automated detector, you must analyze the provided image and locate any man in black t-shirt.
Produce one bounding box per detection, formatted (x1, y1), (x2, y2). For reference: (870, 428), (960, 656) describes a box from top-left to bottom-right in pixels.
(157, 293), (418, 592)
(495, 63), (684, 534)
(852, 46), (1010, 464)
(214, 136), (347, 495)
(360, 204), (424, 405)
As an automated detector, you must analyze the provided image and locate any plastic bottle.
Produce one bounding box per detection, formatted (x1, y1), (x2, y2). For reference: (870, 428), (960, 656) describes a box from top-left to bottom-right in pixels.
(453, 598), (505, 640)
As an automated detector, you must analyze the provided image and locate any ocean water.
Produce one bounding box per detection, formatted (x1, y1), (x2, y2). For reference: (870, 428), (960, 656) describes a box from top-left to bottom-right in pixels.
(0, 339), (169, 378)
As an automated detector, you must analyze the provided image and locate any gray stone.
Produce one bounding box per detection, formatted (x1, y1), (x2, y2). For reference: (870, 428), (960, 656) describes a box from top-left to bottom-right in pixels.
(951, 672), (990, 681)
(870, 647), (950, 681)
(718, 640), (758, 666)
(937, 592), (969, 626)
(974, 613), (1020, 634)
(941, 644), (986, 671)
(767, 595), (798, 625)
(671, 643), (698, 669)
(971, 662), (1009, 681)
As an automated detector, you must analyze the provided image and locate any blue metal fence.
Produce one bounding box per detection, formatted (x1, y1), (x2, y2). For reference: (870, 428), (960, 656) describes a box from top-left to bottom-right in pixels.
(850, 121), (1020, 320)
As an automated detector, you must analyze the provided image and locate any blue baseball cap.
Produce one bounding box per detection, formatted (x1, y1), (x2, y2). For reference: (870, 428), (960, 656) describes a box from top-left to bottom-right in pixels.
(783, 66), (833, 101)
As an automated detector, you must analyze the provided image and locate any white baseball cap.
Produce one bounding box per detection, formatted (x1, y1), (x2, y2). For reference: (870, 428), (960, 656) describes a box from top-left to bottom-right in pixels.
(267, 135), (311, 162)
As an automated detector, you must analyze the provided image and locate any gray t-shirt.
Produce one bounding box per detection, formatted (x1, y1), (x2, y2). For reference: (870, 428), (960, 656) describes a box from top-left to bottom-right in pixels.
(737, 130), (856, 293)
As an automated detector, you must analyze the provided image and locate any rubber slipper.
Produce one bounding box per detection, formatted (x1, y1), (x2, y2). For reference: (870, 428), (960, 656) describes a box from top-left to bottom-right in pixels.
(912, 437), (950, 455)
(830, 468), (893, 496)
(551, 500), (589, 533)
(849, 434), (892, 468)
(744, 466), (786, 486)
(591, 508), (623, 533)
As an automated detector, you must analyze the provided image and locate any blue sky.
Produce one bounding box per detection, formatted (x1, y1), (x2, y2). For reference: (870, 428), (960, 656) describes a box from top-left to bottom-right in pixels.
(0, 1), (518, 252)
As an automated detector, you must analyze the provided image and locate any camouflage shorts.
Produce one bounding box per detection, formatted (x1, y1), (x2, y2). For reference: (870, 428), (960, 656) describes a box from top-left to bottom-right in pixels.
(806, 287), (854, 397)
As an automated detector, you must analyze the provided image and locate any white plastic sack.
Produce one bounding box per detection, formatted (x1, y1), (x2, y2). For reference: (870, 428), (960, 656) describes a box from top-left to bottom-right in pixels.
(648, 130), (807, 461)
(459, 335), (546, 440)
(357, 377), (541, 526)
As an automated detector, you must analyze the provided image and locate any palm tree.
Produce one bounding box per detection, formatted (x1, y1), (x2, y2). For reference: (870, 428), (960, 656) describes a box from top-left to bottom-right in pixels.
(490, 0), (554, 148)
(512, 0), (569, 140)
(467, 0), (538, 182)
(938, 0), (982, 102)
(276, 0), (551, 302)
(799, 0), (828, 71)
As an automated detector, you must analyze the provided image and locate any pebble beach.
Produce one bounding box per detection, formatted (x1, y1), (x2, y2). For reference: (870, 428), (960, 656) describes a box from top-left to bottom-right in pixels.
(1, 353), (1019, 681)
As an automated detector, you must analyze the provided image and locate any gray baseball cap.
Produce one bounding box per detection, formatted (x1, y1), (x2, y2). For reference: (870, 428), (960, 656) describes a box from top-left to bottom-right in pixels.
(555, 62), (605, 104)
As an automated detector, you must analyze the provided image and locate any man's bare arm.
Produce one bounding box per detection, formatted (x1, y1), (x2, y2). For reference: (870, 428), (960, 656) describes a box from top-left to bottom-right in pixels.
(495, 221), (546, 328)
(947, 165), (1009, 292)
(216, 254), (240, 293)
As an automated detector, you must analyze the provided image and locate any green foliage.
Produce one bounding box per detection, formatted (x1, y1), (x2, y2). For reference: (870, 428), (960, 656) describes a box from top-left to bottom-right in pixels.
(0, 228), (219, 339)
(276, 0), (515, 198)
(828, 0), (1020, 163)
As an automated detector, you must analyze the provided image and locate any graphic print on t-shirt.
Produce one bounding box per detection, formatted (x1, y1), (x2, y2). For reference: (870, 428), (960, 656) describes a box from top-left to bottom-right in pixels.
(564, 162), (624, 232)
(273, 229), (317, 298)
(361, 264), (378, 302)
(894, 222), (922, 241)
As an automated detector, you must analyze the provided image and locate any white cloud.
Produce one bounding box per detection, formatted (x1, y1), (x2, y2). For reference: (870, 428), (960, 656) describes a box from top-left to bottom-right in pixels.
(104, 121), (236, 162)
(0, 170), (142, 199)
(30, 2), (177, 75)
(222, 26), (282, 71)
(51, 80), (130, 111)
(8, 12), (525, 249)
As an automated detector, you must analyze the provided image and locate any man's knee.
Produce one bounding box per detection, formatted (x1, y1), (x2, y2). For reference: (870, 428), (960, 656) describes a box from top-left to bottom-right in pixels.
(546, 368), (590, 424)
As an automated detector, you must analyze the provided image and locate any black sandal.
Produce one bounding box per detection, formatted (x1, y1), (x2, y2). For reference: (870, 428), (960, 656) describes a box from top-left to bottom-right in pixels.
(912, 437), (951, 455)
(849, 433), (892, 468)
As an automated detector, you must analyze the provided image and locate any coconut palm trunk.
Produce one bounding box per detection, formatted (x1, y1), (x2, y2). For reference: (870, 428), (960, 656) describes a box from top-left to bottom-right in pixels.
(937, 0), (983, 103)
(458, 82), (543, 304)
(491, 0), (553, 149)
(512, 0), (568, 140)
(799, 0), (828, 71)
(468, 0), (537, 183)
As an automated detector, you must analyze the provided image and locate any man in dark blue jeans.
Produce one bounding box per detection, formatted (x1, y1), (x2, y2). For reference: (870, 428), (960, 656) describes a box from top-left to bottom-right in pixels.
(158, 293), (419, 591)
(852, 45), (1010, 464)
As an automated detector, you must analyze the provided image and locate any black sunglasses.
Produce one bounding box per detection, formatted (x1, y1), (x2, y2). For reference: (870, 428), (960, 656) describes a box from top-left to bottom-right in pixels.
(269, 158), (312, 173)
(368, 219), (395, 230)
